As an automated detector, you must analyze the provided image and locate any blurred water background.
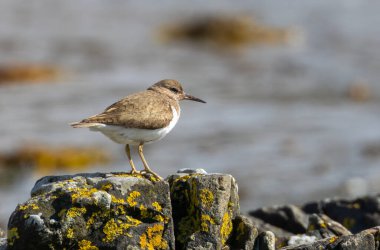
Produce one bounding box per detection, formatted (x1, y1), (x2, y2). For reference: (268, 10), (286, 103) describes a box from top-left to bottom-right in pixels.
(1, 0), (380, 229)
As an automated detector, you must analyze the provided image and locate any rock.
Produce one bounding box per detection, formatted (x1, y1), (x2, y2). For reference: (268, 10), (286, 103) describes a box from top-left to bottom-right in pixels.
(167, 172), (240, 249)
(281, 227), (379, 250)
(7, 172), (174, 250)
(0, 144), (111, 176)
(249, 216), (292, 248)
(249, 205), (309, 234)
(159, 15), (301, 49)
(0, 237), (6, 250)
(255, 231), (276, 250)
(302, 195), (380, 233)
(229, 215), (258, 250)
(287, 234), (317, 247)
(177, 168), (208, 174)
(306, 214), (351, 239)
(0, 64), (61, 84)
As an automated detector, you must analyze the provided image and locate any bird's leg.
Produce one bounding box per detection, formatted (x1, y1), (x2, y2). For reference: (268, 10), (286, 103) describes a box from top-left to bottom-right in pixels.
(138, 143), (162, 180)
(125, 144), (138, 174)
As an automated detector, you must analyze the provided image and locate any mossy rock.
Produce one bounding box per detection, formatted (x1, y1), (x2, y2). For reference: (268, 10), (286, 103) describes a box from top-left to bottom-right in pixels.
(7, 172), (174, 250)
(167, 172), (239, 249)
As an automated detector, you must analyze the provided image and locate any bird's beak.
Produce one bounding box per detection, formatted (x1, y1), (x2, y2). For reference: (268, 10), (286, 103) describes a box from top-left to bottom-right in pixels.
(184, 93), (206, 103)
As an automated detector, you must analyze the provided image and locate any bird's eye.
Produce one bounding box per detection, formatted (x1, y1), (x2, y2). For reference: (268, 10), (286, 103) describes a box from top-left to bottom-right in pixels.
(169, 87), (179, 93)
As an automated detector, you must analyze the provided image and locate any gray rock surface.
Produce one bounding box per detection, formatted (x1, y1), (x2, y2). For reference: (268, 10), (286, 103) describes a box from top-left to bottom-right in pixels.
(281, 226), (379, 250)
(167, 173), (240, 249)
(0, 238), (6, 250)
(255, 231), (276, 250)
(7, 172), (174, 250)
(229, 215), (258, 250)
(249, 205), (309, 234)
(248, 195), (380, 249)
(302, 195), (380, 233)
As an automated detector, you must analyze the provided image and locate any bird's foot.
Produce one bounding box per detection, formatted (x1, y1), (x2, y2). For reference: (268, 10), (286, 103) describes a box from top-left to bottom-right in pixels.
(140, 170), (163, 181)
(129, 169), (140, 175)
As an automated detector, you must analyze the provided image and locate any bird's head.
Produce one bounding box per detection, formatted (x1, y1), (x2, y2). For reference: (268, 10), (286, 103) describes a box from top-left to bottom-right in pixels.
(148, 79), (206, 103)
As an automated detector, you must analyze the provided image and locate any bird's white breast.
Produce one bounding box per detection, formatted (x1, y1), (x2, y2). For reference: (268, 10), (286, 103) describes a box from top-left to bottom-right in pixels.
(88, 106), (180, 145)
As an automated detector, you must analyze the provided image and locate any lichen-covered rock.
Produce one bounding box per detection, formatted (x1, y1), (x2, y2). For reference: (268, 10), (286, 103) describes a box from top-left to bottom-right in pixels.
(167, 172), (239, 249)
(306, 214), (351, 239)
(7, 172), (174, 250)
(281, 226), (379, 250)
(302, 195), (380, 233)
(229, 215), (258, 250)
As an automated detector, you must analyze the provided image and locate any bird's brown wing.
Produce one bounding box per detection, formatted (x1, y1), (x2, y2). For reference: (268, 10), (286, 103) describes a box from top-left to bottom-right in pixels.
(79, 91), (174, 129)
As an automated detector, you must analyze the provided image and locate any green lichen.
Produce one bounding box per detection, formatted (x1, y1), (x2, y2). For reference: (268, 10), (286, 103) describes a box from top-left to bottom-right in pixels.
(140, 224), (168, 250)
(7, 227), (19, 246)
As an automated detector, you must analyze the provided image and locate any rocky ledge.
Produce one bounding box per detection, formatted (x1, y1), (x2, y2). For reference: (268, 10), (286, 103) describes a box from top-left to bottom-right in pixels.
(1, 169), (380, 250)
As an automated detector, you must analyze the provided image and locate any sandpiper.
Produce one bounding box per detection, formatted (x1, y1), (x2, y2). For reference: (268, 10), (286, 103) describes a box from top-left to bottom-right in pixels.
(71, 79), (206, 179)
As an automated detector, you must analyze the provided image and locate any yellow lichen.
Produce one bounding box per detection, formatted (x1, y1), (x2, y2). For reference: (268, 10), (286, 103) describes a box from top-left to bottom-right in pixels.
(19, 203), (39, 211)
(127, 191), (141, 207)
(66, 228), (74, 239)
(102, 217), (141, 243)
(78, 240), (99, 250)
(152, 202), (162, 212)
(69, 187), (98, 203)
(140, 224), (168, 250)
(153, 214), (166, 222)
(101, 183), (113, 191)
(66, 207), (87, 218)
(7, 227), (19, 246)
(329, 236), (338, 243)
(111, 195), (125, 204)
(86, 211), (107, 229)
(116, 205), (126, 215)
(319, 221), (327, 229)
(103, 219), (121, 242)
(220, 211), (232, 245)
(199, 189), (214, 207)
(200, 214), (215, 232)
(86, 209), (112, 229)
